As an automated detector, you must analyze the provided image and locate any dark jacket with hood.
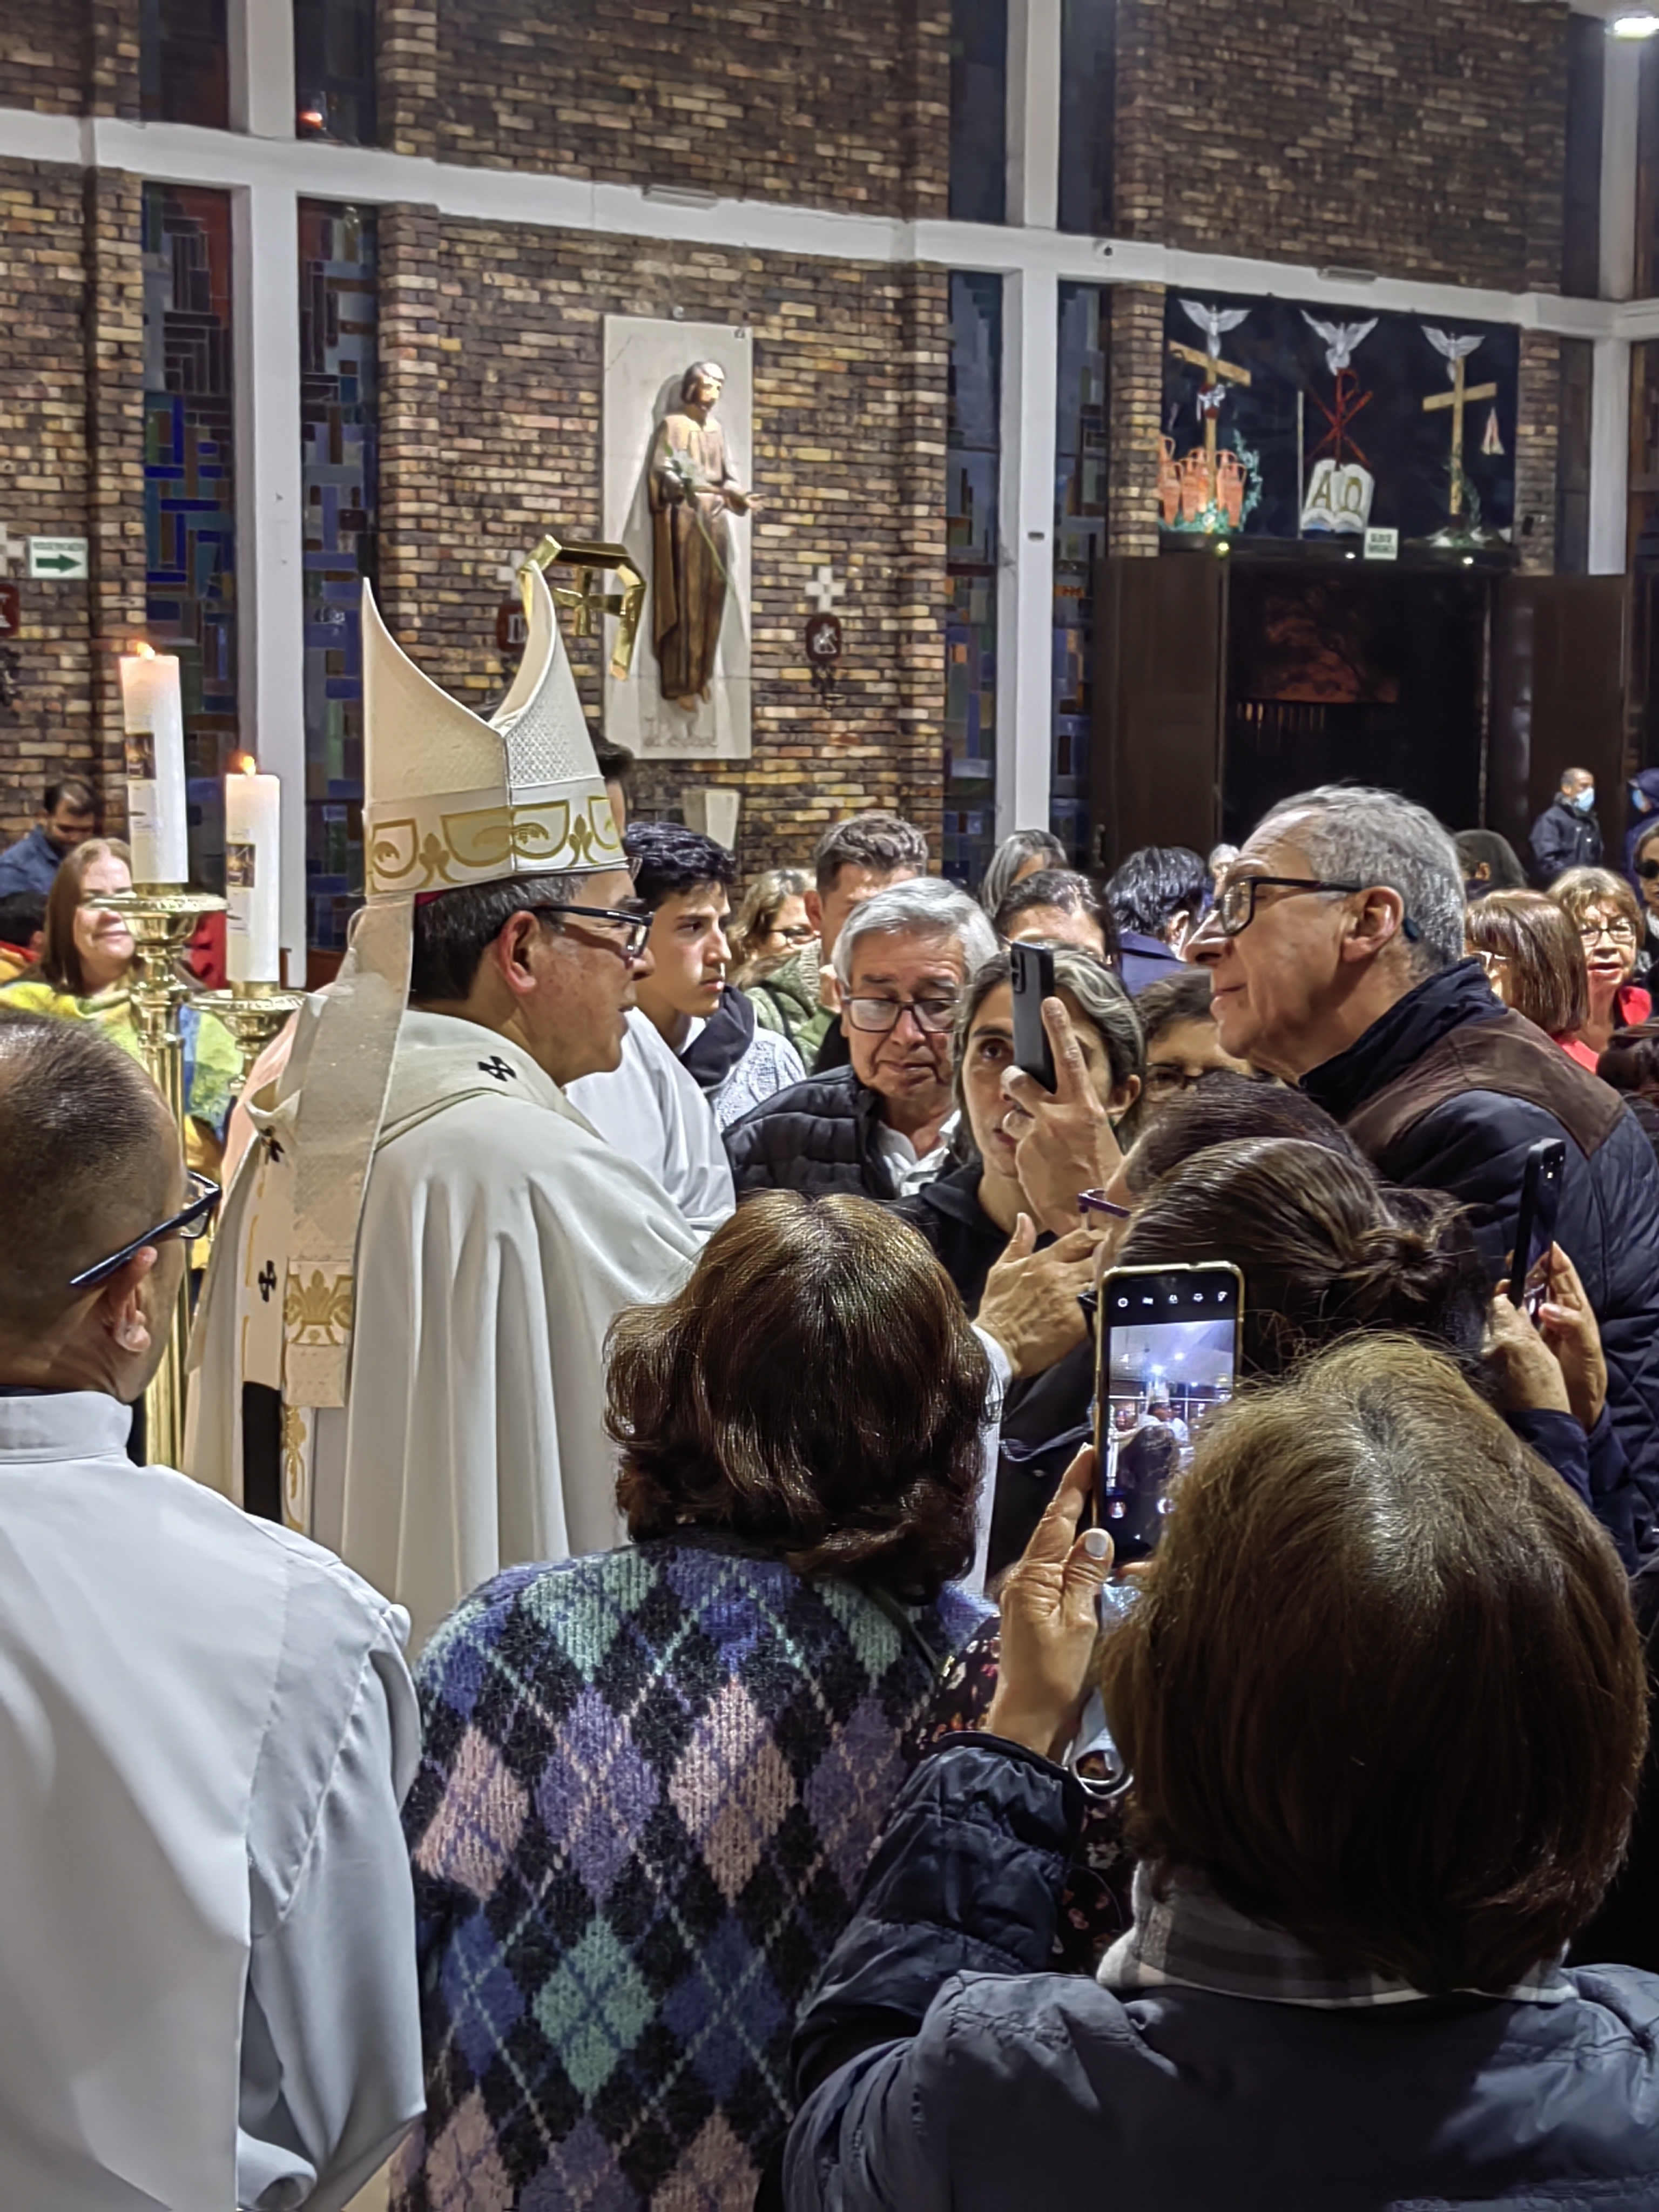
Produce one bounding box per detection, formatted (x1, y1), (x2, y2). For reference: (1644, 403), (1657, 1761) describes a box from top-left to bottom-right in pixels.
(1302, 960), (1659, 1542)
(1529, 792), (1602, 885)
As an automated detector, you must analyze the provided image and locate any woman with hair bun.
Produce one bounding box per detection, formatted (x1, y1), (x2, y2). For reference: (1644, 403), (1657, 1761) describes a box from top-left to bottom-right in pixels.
(394, 1193), (990, 2212)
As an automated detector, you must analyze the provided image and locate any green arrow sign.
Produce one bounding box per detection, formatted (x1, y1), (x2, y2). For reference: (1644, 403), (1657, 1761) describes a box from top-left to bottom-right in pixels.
(28, 537), (89, 580)
(34, 554), (77, 572)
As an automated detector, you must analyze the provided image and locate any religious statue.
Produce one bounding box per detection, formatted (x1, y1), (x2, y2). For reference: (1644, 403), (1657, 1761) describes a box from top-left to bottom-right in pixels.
(648, 360), (755, 710)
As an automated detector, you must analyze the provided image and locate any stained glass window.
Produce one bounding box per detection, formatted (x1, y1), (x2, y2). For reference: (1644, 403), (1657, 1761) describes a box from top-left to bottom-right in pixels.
(299, 201), (379, 965)
(1058, 0), (1116, 238)
(950, 0), (1008, 226)
(142, 184), (238, 888)
(945, 273), (1002, 890)
(294, 0), (379, 146)
(1052, 284), (1109, 864)
(139, 0), (229, 129)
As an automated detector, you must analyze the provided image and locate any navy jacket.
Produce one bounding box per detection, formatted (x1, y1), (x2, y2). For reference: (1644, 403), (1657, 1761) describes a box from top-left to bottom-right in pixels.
(787, 1741), (1659, 2211)
(1529, 794), (1602, 885)
(1117, 929), (1184, 997)
(1303, 962), (1659, 1540)
(0, 825), (60, 900)
(725, 1065), (892, 1198)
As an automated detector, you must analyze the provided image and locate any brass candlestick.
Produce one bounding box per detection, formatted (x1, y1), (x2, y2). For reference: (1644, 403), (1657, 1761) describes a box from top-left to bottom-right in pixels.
(103, 886), (227, 1470)
(215, 980), (307, 1081)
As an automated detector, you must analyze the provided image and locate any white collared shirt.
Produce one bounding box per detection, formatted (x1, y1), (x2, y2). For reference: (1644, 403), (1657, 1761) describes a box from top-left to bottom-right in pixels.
(0, 1391), (423, 2210)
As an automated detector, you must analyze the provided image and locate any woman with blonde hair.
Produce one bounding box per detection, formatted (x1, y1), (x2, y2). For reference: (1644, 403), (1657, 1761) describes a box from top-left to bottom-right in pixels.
(0, 838), (239, 1170)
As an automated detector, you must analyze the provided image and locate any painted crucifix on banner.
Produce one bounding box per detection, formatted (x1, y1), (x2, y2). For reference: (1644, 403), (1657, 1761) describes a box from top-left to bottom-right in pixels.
(1300, 314), (1378, 537)
(1421, 328), (1498, 520)
(1168, 301), (1253, 530)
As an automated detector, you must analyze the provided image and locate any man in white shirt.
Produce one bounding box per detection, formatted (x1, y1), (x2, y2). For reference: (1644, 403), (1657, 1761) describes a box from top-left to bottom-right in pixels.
(0, 1011), (421, 2211)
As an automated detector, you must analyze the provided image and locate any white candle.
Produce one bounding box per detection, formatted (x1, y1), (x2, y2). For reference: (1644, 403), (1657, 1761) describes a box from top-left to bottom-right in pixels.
(118, 644), (188, 885)
(225, 759), (282, 983)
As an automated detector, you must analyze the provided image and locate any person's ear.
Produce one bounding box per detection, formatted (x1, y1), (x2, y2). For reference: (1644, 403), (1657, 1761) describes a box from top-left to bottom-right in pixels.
(490, 911), (547, 1001)
(1166, 909), (1192, 954)
(804, 888), (824, 934)
(1340, 888), (1407, 963)
(98, 1247), (159, 1360)
(1110, 1073), (1142, 1120)
(821, 965), (842, 1012)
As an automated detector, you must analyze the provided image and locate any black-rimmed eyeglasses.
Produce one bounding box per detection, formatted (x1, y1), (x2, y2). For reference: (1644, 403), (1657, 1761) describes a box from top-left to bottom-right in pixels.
(69, 1171), (221, 1291)
(525, 902), (652, 959)
(1207, 874), (1421, 943)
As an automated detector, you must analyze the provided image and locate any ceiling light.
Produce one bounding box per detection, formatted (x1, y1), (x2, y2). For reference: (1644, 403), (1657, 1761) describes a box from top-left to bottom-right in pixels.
(1610, 11), (1659, 38)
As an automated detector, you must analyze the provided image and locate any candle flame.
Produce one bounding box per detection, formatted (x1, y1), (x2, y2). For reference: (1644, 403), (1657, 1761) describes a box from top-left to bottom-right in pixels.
(133, 640), (157, 660)
(235, 754), (258, 776)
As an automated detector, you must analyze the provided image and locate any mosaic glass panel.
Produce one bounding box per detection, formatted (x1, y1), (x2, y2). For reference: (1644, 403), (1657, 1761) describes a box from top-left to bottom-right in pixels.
(945, 272), (1002, 889)
(1059, 0), (1116, 238)
(143, 184), (238, 888)
(1052, 284), (1108, 864)
(299, 201), (379, 959)
(950, 0), (1008, 226)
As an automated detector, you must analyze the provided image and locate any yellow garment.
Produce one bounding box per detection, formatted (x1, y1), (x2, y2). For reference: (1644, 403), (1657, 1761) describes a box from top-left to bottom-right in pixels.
(0, 946), (36, 989)
(0, 978), (239, 1179)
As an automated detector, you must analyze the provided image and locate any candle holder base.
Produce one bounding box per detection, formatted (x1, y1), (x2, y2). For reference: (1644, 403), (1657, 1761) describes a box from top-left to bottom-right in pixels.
(215, 982), (307, 1076)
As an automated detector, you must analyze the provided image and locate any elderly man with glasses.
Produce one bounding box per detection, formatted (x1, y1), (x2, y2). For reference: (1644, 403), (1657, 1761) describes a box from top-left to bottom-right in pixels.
(0, 1014), (423, 2207)
(725, 878), (999, 1201)
(1184, 784), (1659, 1531)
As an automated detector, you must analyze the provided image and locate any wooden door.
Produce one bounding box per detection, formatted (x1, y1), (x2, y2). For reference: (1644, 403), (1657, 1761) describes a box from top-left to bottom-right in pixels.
(1091, 554), (1225, 873)
(1489, 575), (1628, 868)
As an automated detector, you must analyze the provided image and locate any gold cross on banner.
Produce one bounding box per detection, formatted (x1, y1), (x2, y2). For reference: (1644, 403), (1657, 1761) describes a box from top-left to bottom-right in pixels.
(1422, 360), (1498, 515)
(1168, 340), (1252, 495)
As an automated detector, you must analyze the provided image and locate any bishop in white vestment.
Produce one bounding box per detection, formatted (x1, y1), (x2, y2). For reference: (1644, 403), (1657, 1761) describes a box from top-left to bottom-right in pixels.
(187, 558), (700, 1644)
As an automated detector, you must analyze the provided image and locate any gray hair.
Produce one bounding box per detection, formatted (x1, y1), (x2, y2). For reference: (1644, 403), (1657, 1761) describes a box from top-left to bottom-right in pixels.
(1260, 785), (1464, 973)
(980, 828), (1068, 918)
(833, 876), (999, 989)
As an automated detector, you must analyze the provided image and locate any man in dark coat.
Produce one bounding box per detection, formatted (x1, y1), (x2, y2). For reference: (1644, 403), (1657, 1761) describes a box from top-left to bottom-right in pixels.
(1189, 783), (1659, 1540)
(1529, 766), (1602, 886)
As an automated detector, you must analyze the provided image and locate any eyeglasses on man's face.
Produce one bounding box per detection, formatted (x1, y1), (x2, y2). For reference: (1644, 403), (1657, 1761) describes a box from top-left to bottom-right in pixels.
(843, 993), (959, 1036)
(1205, 873), (1421, 944)
(527, 901), (652, 960)
(69, 1171), (221, 1292)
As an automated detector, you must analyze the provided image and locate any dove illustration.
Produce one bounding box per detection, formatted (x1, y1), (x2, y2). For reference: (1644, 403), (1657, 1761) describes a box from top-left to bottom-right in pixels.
(1180, 300), (1251, 358)
(1302, 313), (1378, 376)
(1424, 327), (1485, 381)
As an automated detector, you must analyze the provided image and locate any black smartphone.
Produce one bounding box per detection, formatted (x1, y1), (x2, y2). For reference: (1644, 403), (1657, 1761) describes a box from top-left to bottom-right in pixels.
(1094, 1264), (1243, 1562)
(1509, 1136), (1566, 1319)
(1009, 941), (1057, 1091)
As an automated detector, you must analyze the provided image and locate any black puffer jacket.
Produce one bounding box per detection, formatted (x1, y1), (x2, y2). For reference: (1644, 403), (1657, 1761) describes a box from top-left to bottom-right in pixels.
(1303, 961), (1659, 1540)
(724, 1066), (893, 1198)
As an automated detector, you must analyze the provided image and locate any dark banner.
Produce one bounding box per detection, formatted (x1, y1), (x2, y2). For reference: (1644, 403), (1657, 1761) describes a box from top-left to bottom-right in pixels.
(1159, 288), (1519, 550)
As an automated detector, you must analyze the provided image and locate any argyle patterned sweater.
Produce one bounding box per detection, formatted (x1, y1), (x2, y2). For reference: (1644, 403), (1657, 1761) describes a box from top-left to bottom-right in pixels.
(392, 1534), (987, 2211)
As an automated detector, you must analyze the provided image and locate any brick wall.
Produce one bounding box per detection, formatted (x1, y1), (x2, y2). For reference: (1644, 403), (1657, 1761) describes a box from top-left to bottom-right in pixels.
(373, 209), (949, 875)
(383, 0), (950, 219)
(0, 4), (85, 113)
(1107, 284), (1164, 558)
(1515, 331), (1561, 578)
(1116, 0), (1568, 294)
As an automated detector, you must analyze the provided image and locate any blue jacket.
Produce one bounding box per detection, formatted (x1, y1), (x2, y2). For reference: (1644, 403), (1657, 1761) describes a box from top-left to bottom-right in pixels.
(1303, 961), (1659, 1543)
(0, 825), (61, 900)
(1117, 928), (1185, 996)
(787, 1741), (1659, 2211)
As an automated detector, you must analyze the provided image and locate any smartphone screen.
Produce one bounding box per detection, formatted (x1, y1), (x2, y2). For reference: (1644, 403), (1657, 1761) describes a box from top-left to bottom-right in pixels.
(1509, 1137), (1566, 1320)
(1096, 1266), (1242, 1561)
(1009, 941), (1057, 1092)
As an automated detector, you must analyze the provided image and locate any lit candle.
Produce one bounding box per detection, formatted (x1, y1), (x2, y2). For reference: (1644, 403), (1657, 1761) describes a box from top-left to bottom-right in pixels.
(225, 756), (282, 984)
(117, 642), (188, 885)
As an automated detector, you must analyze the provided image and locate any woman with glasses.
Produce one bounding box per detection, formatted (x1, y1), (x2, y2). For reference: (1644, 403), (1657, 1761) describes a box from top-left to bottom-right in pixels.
(0, 837), (240, 1178)
(1464, 890), (1594, 1065)
(729, 865), (814, 976)
(1128, 968), (1251, 1126)
(1549, 867), (1653, 1067)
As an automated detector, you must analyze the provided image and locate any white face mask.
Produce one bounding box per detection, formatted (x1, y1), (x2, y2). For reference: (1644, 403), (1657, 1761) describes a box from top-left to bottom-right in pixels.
(1572, 786), (1596, 814)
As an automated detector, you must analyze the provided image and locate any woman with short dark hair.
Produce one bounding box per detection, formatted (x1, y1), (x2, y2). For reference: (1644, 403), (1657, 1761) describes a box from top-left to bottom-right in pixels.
(787, 1337), (1658, 2211)
(394, 1193), (990, 2212)
(1465, 888), (1591, 1054)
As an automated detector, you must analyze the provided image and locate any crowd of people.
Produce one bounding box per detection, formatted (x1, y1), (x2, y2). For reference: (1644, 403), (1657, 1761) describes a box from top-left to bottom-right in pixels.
(8, 708), (1659, 2211)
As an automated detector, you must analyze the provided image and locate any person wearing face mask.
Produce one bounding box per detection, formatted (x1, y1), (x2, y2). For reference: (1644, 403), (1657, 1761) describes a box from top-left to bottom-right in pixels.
(0, 835), (239, 1177)
(1529, 767), (1603, 887)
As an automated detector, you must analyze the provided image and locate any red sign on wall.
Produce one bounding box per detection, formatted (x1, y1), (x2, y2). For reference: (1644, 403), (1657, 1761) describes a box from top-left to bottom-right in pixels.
(0, 583), (19, 639)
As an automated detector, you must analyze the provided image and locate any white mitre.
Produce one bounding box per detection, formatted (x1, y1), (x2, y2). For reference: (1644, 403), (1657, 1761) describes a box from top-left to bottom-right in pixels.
(276, 563), (622, 1410)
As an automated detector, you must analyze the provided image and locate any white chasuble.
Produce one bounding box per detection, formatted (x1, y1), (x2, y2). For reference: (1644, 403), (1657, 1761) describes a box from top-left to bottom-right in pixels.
(188, 1010), (701, 1646)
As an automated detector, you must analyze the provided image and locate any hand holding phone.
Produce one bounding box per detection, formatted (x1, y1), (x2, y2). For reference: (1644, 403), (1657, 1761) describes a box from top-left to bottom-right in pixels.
(1508, 1137), (1566, 1319)
(1094, 1264), (1243, 1562)
(1009, 942), (1057, 1091)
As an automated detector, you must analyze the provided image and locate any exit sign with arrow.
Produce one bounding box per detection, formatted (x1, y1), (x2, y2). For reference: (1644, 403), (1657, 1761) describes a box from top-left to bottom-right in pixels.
(28, 537), (89, 579)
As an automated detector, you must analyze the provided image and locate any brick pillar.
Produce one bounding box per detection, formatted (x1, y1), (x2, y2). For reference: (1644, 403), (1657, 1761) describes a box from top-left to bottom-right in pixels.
(378, 5), (440, 158)
(895, 263), (950, 849)
(87, 0), (140, 119)
(84, 167), (146, 829)
(1108, 283), (1164, 557)
(1516, 331), (1561, 578)
(1111, 0), (1165, 245)
(376, 204), (445, 650)
(905, 4), (953, 221)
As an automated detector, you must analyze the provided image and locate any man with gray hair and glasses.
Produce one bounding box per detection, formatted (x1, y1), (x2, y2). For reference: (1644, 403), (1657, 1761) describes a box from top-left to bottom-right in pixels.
(726, 875), (997, 1199)
(1186, 783), (1659, 1526)
(0, 1015), (422, 2207)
